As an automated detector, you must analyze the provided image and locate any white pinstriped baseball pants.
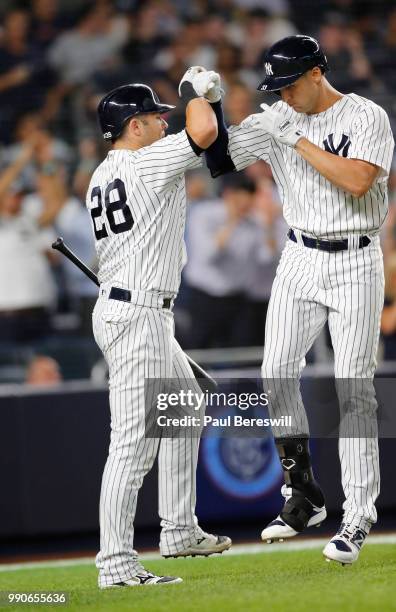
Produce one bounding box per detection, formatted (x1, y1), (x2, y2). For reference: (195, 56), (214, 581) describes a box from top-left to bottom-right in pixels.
(262, 235), (384, 531)
(92, 292), (202, 587)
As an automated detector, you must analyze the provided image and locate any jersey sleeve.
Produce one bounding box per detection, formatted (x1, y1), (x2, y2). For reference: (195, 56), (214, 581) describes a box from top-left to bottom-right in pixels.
(134, 130), (203, 194)
(348, 104), (395, 179)
(227, 124), (273, 170)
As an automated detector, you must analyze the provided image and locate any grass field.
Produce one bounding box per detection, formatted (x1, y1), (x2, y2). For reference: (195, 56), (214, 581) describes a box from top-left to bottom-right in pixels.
(0, 543), (395, 611)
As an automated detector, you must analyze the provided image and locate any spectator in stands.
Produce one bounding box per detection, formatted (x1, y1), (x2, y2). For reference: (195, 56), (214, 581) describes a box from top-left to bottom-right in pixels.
(201, 13), (229, 49)
(370, 7), (396, 93)
(224, 81), (257, 127)
(0, 112), (72, 193)
(29, 0), (69, 52)
(382, 161), (396, 261)
(89, 3), (178, 132)
(318, 16), (373, 94)
(122, 3), (172, 70)
(183, 174), (263, 348)
(215, 42), (243, 89)
(0, 8), (55, 143)
(186, 169), (213, 204)
(381, 253), (396, 359)
(175, 169), (214, 345)
(25, 354), (62, 386)
(0, 138), (65, 343)
(180, 17), (217, 69)
(240, 9), (273, 70)
(45, 1), (129, 130)
(242, 165), (286, 345)
(151, 37), (197, 131)
(72, 136), (100, 200)
(228, 7), (296, 69)
(233, 0), (290, 15)
(215, 39), (267, 92)
(351, 4), (383, 61)
(151, 12), (227, 121)
(54, 138), (98, 335)
(48, 1), (129, 87)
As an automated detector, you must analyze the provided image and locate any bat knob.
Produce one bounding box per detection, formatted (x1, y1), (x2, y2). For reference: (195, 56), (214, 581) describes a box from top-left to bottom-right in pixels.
(52, 237), (64, 250)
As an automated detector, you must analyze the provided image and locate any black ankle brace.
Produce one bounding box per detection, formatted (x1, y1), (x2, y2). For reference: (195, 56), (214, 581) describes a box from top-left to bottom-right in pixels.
(275, 436), (324, 508)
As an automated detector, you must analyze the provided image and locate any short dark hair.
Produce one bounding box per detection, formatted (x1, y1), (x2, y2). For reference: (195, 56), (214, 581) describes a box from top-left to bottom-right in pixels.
(221, 174), (256, 194)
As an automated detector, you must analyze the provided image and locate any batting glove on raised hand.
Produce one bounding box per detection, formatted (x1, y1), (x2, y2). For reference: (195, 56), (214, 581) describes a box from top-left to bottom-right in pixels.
(241, 103), (304, 148)
(178, 66), (207, 98)
(192, 70), (223, 103)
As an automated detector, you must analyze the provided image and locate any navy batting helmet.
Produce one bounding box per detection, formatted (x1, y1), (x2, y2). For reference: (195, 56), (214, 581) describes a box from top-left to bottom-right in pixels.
(257, 35), (329, 94)
(97, 83), (175, 141)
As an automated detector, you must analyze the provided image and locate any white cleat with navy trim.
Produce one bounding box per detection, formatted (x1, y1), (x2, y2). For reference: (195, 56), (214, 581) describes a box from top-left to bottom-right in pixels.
(261, 485), (327, 543)
(323, 522), (368, 565)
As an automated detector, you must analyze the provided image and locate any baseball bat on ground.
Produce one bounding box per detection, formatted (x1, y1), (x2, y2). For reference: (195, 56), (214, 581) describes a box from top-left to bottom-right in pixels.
(52, 237), (217, 392)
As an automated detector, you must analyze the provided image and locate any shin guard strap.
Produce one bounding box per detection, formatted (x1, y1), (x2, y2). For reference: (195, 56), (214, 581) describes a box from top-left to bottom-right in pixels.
(280, 494), (314, 532)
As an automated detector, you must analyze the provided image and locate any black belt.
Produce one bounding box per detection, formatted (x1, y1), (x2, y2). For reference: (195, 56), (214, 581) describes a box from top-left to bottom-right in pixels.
(109, 287), (173, 309)
(288, 229), (371, 252)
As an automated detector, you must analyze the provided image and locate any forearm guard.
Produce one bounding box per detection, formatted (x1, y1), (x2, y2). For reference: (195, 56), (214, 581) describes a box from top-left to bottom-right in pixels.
(204, 100), (236, 178)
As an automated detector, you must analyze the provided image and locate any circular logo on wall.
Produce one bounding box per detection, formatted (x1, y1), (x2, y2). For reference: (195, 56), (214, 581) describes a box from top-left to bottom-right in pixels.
(202, 430), (282, 499)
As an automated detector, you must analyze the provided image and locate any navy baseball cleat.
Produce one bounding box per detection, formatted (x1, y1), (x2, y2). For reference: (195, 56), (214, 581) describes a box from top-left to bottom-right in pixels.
(323, 522), (369, 565)
(163, 530), (232, 558)
(261, 485), (327, 543)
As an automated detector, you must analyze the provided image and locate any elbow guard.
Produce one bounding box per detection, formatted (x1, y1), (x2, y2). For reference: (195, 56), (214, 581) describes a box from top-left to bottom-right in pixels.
(205, 100), (236, 178)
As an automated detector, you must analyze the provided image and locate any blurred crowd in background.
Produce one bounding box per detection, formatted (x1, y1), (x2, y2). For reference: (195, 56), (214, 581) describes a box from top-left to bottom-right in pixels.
(1, 0), (396, 384)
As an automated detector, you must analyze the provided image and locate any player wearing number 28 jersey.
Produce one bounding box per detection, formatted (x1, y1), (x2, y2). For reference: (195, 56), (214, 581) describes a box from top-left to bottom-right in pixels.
(87, 81), (231, 589)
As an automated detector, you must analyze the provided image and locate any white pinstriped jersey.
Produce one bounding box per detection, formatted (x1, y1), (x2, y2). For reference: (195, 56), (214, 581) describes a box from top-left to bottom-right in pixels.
(87, 130), (202, 294)
(228, 94), (395, 239)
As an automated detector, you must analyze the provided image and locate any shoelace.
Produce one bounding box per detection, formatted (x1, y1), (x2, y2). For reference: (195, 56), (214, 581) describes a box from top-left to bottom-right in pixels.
(194, 527), (212, 541)
(336, 522), (351, 538)
(136, 573), (155, 581)
(335, 522), (367, 549)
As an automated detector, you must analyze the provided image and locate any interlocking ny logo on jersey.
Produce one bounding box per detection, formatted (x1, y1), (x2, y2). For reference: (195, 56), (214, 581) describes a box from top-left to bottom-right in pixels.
(323, 133), (351, 157)
(265, 62), (273, 75)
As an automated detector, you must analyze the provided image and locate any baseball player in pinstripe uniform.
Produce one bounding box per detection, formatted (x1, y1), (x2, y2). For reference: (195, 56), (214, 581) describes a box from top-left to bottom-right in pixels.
(191, 35), (394, 565)
(88, 76), (231, 588)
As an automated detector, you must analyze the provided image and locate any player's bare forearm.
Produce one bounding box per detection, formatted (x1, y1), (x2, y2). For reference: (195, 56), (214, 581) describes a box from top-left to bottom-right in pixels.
(186, 98), (218, 149)
(295, 137), (380, 198)
(214, 220), (238, 251)
(38, 172), (67, 227)
(0, 145), (33, 202)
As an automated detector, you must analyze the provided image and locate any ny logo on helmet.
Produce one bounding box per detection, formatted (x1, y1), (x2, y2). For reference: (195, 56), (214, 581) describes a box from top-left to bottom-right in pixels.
(265, 62), (273, 76)
(323, 133), (351, 157)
